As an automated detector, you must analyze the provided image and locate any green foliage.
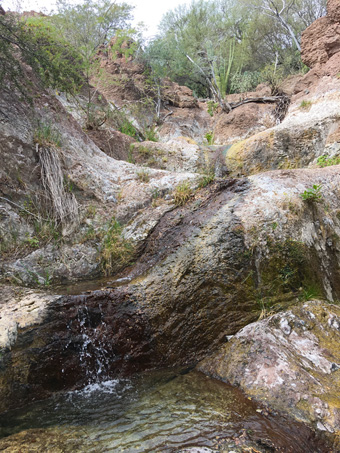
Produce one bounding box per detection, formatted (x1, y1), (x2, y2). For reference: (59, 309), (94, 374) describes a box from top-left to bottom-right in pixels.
(52, 0), (134, 61)
(299, 284), (322, 301)
(143, 126), (158, 142)
(119, 119), (138, 139)
(0, 13), (84, 95)
(300, 184), (323, 202)
(198, 173), (215, 188)
(207, 100), (219, 117)
(128, 144), (136, 163)
(259, 63), (285, 94)
(230, 71), (261, 94)
(205, 131), (214, 145)
(317, 155), (340, 167)
(144, 0), (324, 99)
(299, 100), (312, 110)
(101, 218), (134, 276)
(109, 28), (140, 60)
(174, 182), (192, 206)
(24, 233), (40, 248)
(33, 121), (62, 147)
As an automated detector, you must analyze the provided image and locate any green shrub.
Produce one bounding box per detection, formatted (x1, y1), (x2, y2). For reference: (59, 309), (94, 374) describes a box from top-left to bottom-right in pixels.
(119, 119), (138, 139)
(300, 184), (322, 202)
(0, 14), (84, 96)
(144, 126), (158, 142)
(230, 71), (261, 94)
(205, 131), (214, 145)
(101, 218), (134, 276)
(207, 100), (219, 117)
(317, 155), (340, 167)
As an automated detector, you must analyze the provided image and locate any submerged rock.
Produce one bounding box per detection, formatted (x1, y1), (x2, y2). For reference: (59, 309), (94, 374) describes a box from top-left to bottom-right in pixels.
(199, 300), (340, 446)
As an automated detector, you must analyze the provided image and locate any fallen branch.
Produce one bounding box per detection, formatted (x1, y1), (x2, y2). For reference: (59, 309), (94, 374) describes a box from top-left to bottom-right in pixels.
(229, 95), (287, 110)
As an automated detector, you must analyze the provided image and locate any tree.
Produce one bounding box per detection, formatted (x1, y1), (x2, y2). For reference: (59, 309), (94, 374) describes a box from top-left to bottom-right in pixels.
(0, 11), (83, 96)
(254, 0), (301, 51)
(50, 0), (135, 128)
(52, 0), (134, 61)
(145, 0), (326, 100)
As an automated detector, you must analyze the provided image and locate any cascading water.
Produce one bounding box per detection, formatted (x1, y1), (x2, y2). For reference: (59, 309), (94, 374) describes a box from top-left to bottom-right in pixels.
(63, 297), (116, 387)
(76, 302), (110, 383)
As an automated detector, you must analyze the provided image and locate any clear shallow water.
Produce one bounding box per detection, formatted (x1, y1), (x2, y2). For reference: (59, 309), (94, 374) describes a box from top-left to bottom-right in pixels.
(0, 369), (327, 452)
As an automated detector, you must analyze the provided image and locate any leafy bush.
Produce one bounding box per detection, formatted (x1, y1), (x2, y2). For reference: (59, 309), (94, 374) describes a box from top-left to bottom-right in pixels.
(0, 13), (84, 96)
(207, 100), (219, 117)
(230, 71), (261, 94)
(300, 184), (322, 202)
(119, 119), (138, 139)
(205, 131), (214, 145)
(317, 155), (340, 167)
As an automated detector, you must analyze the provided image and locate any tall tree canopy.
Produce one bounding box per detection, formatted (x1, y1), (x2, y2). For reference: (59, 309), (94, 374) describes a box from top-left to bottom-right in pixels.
(144, 0), (326, 98)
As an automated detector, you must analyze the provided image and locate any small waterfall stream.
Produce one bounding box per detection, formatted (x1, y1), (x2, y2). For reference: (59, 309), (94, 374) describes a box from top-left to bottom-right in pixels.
(76, 302), (111, 384)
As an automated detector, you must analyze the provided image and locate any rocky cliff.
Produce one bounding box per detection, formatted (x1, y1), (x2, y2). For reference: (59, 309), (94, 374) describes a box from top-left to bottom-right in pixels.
(1, 1), (340, 449)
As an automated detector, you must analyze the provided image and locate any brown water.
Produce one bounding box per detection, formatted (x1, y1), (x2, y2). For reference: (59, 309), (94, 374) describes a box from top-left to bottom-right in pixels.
(0, 369), (328, 452)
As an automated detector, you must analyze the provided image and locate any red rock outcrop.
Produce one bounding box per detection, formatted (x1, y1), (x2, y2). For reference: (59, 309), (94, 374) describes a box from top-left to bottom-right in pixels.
(328, 0), (340, 23)
(161, 78), (198, 109)
(301, 0), (340, 74)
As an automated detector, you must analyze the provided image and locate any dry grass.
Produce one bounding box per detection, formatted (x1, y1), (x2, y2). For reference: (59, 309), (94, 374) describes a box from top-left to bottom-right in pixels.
(37, 144), (79, 234)
(173, 182), (193, 206)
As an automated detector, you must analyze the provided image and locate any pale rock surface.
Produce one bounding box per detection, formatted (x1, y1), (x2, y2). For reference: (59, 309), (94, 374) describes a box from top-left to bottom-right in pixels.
(199, 300), (340, 443)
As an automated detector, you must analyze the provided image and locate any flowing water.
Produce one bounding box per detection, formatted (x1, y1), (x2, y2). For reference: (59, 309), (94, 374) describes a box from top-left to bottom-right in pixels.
(0, 368), (327, 452)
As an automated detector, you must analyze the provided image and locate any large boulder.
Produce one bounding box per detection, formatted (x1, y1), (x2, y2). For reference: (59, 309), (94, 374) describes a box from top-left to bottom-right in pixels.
(224, 75), (340, 176)
(3, 165), (340, 412)
(0, 81), (199, 286)
(328, 0), (340, 23)
(161, 79), (198, 109)
(301, 0), (340, 74)
(199, 300), (340, 446)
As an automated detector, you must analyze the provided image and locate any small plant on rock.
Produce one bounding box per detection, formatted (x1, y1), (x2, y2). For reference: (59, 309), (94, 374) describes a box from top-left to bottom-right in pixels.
(205, 131), (214, 145)
(136, 168), (150, 183)
(33, 121), (62, 147)
(144, 126), (158, 142)
(101, 218), (134, 276)
(174, 182), (192, 206)
(299, 100), (312, 111)
(198, 172), (215, 188)
(317, 155), (340, 167)
(300, 184), (322, 202)
(207, 100), (219, 117)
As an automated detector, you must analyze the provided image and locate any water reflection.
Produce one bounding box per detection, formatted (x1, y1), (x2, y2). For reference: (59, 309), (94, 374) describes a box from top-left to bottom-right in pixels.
(0, 369), (327, 452)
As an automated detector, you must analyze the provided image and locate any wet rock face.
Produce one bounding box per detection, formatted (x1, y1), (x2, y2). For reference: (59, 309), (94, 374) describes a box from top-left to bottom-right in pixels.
(0, 286), (154, 413)
(198, 301), (340, 445)
(3, 166), (340, 413)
